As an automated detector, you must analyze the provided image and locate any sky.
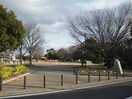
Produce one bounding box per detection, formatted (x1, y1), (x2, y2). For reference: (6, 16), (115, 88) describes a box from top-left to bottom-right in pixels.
(0, 0), (130, 51)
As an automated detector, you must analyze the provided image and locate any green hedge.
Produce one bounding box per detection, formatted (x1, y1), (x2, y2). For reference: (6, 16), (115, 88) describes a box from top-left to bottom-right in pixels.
(0, 65), (28, 78)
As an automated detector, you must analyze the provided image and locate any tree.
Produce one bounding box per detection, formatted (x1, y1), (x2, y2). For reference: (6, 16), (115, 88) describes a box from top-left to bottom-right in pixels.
(24, 23), (44, 66)
(16, 44), (27, 64)
(119, 26), (132, 68)
(57, 48), (70, 61)
(70, 41), (103, 64)
(32, 45), (44, 61)
(67, 2), (132, 69)
(67, 45), (78, 61)
(0, 5), (25, 52)
(84, 38), (103, 63)
(45, 48), (58, 60)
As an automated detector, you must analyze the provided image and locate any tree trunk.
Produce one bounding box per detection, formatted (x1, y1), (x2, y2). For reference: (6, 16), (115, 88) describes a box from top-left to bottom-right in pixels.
(29, 51), (32, 66)
(19, 45), (22, 64)
(106, 58), (114, 69)
(20, 52), (22, 64)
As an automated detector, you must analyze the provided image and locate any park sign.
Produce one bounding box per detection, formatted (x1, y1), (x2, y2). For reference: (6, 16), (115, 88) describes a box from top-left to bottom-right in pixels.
(113, 59), (123, 74)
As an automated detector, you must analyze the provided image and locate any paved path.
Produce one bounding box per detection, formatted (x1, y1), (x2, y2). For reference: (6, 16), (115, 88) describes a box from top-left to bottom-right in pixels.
(29, 65), (74, 72)
(0, 65), (132, 98)
(1, 80), (132, 99)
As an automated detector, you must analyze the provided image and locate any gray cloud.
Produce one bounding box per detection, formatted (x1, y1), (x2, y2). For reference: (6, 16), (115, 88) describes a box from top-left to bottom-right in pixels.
(0, 0), (95, 24)
(0, 0), (129, 50)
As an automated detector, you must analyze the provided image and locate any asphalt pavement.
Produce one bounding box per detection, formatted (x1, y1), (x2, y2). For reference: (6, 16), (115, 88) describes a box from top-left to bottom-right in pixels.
(2, 80), (132, 99)
(1, 65), (132, 99)
(29, 65), (74, 73)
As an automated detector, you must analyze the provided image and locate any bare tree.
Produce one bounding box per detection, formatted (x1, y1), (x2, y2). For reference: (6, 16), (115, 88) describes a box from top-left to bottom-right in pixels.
(32, 45), (44, 61)
(67, 2), (132, 69)
(24, 23), (44, 66)
(57, 48), (70, 61)
(120, 25), (132, 68)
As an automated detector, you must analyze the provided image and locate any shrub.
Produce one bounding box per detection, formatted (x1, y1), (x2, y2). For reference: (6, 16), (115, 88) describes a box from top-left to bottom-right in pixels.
(0, 65), (28, 78)
(14, 65), (28, 75)
(0, 62), (4, 66)
(0, 66), (14, 78)
(79, 68), (89, 73)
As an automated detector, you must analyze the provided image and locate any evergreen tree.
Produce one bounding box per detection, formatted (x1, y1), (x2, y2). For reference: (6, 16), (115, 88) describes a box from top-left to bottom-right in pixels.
(0, 5), (25, 52)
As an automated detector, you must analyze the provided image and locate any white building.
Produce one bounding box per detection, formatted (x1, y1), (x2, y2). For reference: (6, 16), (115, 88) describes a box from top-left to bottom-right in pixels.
(0, 51), (16, 63)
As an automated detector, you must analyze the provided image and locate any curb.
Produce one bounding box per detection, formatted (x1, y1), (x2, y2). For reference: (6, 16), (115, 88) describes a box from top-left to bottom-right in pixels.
(0, 79), (132, 99)
(3, 73), (30, 84)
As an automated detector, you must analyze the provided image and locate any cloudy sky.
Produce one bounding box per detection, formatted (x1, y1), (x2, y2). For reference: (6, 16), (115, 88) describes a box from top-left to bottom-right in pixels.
(0, 0), (130, 51)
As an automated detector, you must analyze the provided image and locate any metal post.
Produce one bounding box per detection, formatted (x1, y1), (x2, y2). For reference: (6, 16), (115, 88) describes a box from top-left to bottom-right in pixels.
(99, 71), (101, 81)
(24, 76), (26, 89)
(61, 74), (63, 86)
(76, 74), (78, 84)
(88, 73), (90, 82)
(0, 77), (2, 91)
(108, 71), (110, 80)
(43, 75), (46, 88)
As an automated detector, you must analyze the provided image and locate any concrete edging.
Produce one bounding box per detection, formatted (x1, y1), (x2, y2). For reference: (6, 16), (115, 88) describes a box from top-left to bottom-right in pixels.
(0, 79), (132, 99)
(3, 73), (30, 84)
